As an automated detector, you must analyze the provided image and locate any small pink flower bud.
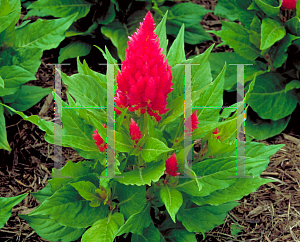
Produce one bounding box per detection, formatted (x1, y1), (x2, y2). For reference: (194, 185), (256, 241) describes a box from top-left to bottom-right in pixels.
(129, 118), (143, 143)
(92, 124), (107, 152)
(165, 153), (180, 177)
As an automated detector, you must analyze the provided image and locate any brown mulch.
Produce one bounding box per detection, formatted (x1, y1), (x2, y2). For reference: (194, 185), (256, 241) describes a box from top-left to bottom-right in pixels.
(1, 1), (300, 242)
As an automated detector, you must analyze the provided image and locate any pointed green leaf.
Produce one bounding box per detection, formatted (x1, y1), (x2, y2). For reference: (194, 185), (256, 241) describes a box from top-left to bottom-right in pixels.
(160, 186), (183, 223)
(19, 214), (85, 242)
(29, 182), (109, 228)
(115, 183), (147, 220)
(154, 11), (168, 57)
(166, 24), (186, 67)
(260, 18), (285, 50)
(70, 181), (103, 207)
(27, 0), (91, 20)
(177, 202), (239, 238)
(247, 73), (298, 121)
(141, 137), (173, 163)
(82, 212), (124, 242)
(0, 193), (28, 228)
(15, 14), (77, 50)
(117, 203), (151, 236)
(118, 160), (166, 186)
(192, 177), (274, 206)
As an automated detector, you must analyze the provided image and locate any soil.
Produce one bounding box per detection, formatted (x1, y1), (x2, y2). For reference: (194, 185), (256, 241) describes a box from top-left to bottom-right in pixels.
(1, 1), (300, 242)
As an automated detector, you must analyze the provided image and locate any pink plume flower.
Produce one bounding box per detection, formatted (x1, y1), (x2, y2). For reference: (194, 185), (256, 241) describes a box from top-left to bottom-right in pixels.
(114, 11), (173, 122)
(184, 110), (199, 135)
(129, 118), (143, 144)
(92, 124), (107, 152)
(165, 153), (180, 177)
(281, 0), (297, 10)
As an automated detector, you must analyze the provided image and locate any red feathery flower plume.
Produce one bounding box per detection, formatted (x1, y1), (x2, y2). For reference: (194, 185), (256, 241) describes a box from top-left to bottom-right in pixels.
(114, 11), (173, 122)
(92, 124), (107, 152)
(281, 0), (297, 10)
(184, 110), (199, 135)
(212, 128), (220, 140)
(165, 153), (180, 177)
(129, 118), (143, 144)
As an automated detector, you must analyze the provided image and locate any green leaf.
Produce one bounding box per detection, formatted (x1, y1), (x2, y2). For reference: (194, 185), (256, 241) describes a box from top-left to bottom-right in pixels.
(214, 0), (239, 21)
(166, 24), (186, 67)
(58, 40), (92, 63)
(0, 0), (21, 32)
(166, 229), (197, 242)
(285, 80), (300, 93)
(0, 193), (28, 228)
(254, 0), (280, 17)
(192, 177), (273, 206)
(211, 21), (260, 61)
(271, 34), (298, 69)
(245, 112), (291, 141)
(160, 186), (183, 223)
(169, 44), (214, 101)
(82, 212), (124, 242)
(115, 131), (134, 152)
(247, 73), (298, 121)
(285, 17), (300, 35)
(115, 183), (147, 220)
(7, 85), (52, 111)
(177, 202), (239, 238)
(0, 104), (60, 144)
(70, 181), (103, 207)
(97, 0), (115, 25)
(31, 183), (53, 203)
(209, 52), (263, 91)
(27, 0), (91, 20)
(117, 203), (151, 236)
(61, 160), (91, 178)
(230, 224), (243, 236)
(29, 182), (109, 228)
(154, 11), (168, 57)
(131, 223), (162, 242)
(19, 214), (85, 242)
(12, 47), (43, 75)
(235, 0), (256, 29)
(194, 64), (226, 125)
(101, 20), (127, 61)
(61, 72), (107, 123)
(0, 106), (10, 151)
(0, 65), (35, 96)
(141, 137), (173, 163)
(260, 18), (286, 50)
(15, 14), (77, 50)
(164, 3), (212, 45)
(118, 160), (166, 186)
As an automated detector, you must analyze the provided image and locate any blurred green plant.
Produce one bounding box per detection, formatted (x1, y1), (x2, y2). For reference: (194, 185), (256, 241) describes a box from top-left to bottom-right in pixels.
(210, 0), (300, 140)
(21, 0), (212, 62)
(0, 0), (70, 151)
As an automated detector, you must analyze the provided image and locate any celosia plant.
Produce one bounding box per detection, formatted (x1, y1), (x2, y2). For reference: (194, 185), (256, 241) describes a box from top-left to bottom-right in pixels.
(3, 11), (284, 242)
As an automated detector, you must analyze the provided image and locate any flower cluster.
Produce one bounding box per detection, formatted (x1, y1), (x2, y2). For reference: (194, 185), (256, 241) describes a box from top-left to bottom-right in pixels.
(129, 118), (143, 144)
(114, 11), (173, 122)
(184, 110), (199, 135)
(165, 153), (180, 177)
(92, 124), (107, 152)
(281, 0), (297, 10)
(212, 128), (220, 140)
